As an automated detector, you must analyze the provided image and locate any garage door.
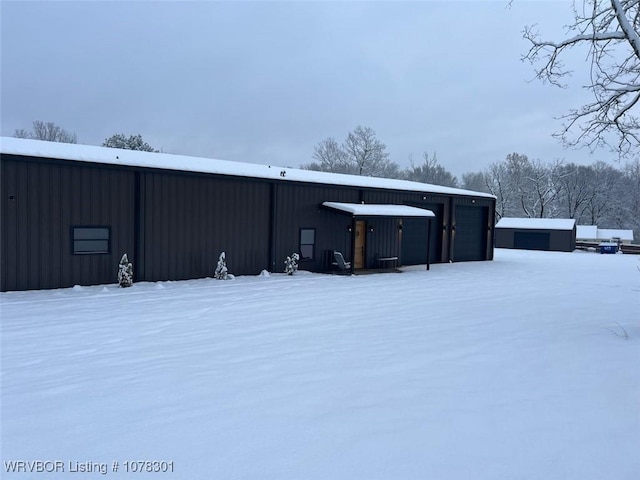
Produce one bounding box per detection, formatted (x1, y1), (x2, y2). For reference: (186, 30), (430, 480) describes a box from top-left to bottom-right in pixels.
(453, 205), (488, 262)
(402, 203), (443, 265)
(514, 231), (550, 250)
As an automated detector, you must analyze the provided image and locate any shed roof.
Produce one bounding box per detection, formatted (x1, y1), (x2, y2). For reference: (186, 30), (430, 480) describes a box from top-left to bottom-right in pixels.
(576, 226), (634, 241)
(495, 218), (576, 231)
(322, 202), (435, 217)
(597, 229), (634, 241)
(576, 225), (598, 240)
(0, 137), (495, 199)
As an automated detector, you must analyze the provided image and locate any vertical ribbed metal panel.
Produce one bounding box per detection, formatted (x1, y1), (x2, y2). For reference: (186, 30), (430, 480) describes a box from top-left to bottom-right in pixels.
(1, 157), (17, 291)
(273, 182), (359, 273)
(499, 228), (574, 253)
(452, 205), (489, 261)
(141, 171), (271, 281)
(1, 155), (135, 291)
(1, 155), (497, 292)
(361, 217), (399, 269)
(362, 189), (447, 263)
(486, 202), (496, 260)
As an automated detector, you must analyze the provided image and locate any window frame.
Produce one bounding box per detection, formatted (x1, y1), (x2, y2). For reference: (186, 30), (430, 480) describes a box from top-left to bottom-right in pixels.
(299, 228), (316, 261)
(71, 225), (111, 255)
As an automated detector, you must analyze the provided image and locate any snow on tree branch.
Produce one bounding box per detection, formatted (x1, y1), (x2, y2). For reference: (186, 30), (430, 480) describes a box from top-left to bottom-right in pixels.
(523, 0), (640, 157)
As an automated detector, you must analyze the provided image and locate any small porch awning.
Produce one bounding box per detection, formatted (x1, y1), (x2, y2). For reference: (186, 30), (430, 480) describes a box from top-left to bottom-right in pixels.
(322, 202), (435, 217)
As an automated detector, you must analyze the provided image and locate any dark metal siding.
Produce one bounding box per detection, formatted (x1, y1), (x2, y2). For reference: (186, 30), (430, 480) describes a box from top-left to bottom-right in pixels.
(361, 190), (448, 263)
(514, 231), (551, 250)
(359, 217), (400, 268)
(496, 227), (576, 252)
(452, 204), (489, 262)
(550, 228), (576, 252)
(1, 155), (135, 291)
(1, 152), (497, 291)
(401, 203), (443, 265)
(361, 189), (495, 263)
(140, 171), (271, 281)
(273, 183), (359, 273)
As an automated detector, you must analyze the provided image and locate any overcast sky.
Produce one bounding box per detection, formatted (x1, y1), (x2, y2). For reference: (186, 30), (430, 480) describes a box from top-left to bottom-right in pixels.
(0, 1), (613, 177)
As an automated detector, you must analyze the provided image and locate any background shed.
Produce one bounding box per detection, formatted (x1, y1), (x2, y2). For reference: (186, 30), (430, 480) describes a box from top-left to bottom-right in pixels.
(576, 225), (634, 244)
(495, 218), (576, 252)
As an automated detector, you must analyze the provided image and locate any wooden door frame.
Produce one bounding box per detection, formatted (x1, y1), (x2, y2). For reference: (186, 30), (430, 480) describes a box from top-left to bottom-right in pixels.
(352, 219), (366, 270)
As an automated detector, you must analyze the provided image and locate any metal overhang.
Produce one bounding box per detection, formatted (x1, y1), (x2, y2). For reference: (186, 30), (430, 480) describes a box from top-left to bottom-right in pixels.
(322, 202), (435, 218)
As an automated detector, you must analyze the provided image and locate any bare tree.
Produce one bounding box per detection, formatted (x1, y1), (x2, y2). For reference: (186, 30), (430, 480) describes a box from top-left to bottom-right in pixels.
(584, 161), (625, 225)
(302, 137), (352, 173)
(303, 126), (400, 178)
(526, 159), (562, 219)
(103, 133), (158, 152)
(461, 171), (490, 193)
(483, 153), (559, 219)
(553, 162), (595, 221)
(343, 125), (393, 176)
(523, 0), (640, 157)
(484, 160), (516, 220)
(404, 152), (459, 187)
(622, 159), (640, 236)
(504, 152), (533, 216)
(13, 121), (76, 143)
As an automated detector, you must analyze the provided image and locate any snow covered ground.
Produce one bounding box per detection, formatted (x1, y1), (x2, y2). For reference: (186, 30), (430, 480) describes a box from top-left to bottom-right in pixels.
(2, 249), (639, 479)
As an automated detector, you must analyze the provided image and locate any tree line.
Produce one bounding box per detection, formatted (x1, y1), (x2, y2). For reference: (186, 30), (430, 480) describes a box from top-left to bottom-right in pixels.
(301, 125), (458, 187)
(13, 121), (158, 152)
(303, 126), (639, 238)
(12, 121), (640, 238)
(462, 154), (640, 236)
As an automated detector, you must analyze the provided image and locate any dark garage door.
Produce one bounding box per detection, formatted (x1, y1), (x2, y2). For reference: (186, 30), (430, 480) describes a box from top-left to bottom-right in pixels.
(514, 231), (550, 250)
(402, 204), (443, 265)
(453, 205), (488, 262)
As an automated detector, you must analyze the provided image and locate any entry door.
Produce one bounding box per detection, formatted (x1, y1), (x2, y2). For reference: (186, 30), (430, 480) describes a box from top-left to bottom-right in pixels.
(354, 220), (366, 269)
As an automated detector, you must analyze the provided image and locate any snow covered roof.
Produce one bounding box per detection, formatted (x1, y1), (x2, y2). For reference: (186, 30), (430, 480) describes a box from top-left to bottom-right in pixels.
(576, 225), (598, 240)
(495, 218), (576, 231)
(0, 137), (495, 199)
(576, 226), (634, 241)
(322, 202), (435, 217)
(597, 229), (634, 241)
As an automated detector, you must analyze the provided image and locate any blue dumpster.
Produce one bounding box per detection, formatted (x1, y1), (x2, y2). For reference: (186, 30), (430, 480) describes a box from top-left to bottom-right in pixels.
(599, 242), (618, 254)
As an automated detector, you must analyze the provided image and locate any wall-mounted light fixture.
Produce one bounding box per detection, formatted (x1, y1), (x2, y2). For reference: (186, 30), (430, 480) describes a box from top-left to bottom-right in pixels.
(347, 225), (352, 232)
(369, 225), (375, 233)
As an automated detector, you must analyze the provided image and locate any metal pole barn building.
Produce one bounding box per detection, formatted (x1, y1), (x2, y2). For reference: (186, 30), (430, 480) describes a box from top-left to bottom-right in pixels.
(495, 218), (577, 252)
(1, 138), (496, 292)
